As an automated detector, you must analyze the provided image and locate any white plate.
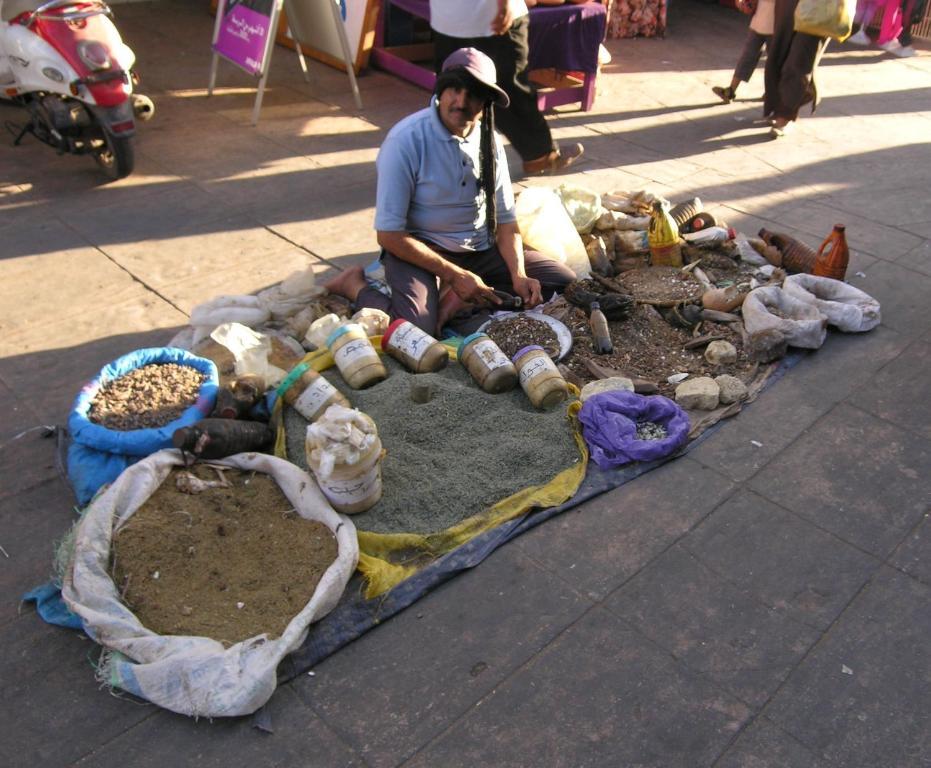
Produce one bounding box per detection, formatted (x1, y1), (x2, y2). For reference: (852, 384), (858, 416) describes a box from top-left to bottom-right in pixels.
(478, 311), (573, 361)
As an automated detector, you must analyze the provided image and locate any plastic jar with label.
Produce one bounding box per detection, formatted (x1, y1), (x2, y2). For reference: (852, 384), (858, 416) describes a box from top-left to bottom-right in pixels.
(458, 332), (518, 393)
(512, 345), (569, 410)
(277, 363), (349, 422)
(381, 319), (449, 373)
(306, 422), (384, 514)
(325, 323), (387, 389)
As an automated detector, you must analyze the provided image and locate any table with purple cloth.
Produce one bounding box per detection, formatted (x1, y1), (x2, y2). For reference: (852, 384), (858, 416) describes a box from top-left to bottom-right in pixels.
(371, 0), (607, 111)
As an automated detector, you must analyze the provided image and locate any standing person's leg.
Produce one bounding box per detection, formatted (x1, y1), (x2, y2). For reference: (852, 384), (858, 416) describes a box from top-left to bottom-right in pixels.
(876, 0), (906, 45)
(433, 21), (582, 175)
(433, 23), (552, 161)
(849, 0), (882, 42)
(482, 17), (555, 164)
(899, 0), (917, 42)
(895, 0), (919, 53)
(772, 31), (828, 133)
(714, 29), (768, 102)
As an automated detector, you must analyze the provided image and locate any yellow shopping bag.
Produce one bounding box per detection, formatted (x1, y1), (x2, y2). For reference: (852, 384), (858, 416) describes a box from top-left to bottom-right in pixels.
(794, 0), (857, 41)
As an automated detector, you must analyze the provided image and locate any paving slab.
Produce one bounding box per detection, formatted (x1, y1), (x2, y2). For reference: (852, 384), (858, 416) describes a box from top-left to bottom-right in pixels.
(848, 337), (931, 441)
(75, 687), (362, 768)
(405, 605), (752, 768)
(0, 306), (188, 424)
(293, 543), (591, 768)
(749, 403), (931, 558)
(0, 380), (44, 442)
(680, 488), (879, 630)
(716, 716), (832, 768)
(515, 456), (735, 600)
(894, 235), (931, 277)
(890, 511), (931, 585)
(604, 544), (821, 709)
(0, 478), (76, 625)
(0, 625), (153, 767)
(763, 567), (931, 767)
(0, 425), (63, 505)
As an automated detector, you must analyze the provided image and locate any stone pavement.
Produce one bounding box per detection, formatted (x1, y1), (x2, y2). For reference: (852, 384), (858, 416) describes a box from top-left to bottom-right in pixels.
(1, 1), (929, 765)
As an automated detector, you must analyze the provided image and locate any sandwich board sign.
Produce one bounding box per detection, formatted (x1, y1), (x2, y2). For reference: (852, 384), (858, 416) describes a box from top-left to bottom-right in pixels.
(208, 0), (361, 125)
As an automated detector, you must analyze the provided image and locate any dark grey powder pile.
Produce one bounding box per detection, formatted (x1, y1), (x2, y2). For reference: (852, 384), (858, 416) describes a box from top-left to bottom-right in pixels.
(284, 354), (580, 535)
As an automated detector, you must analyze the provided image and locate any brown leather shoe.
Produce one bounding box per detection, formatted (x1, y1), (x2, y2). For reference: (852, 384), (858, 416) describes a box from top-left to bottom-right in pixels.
(522, 142), (584, 176)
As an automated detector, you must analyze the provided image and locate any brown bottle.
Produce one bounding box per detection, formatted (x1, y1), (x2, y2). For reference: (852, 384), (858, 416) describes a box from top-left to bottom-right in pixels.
(813, 224), (850, 281)
(758, 228), (816, 273)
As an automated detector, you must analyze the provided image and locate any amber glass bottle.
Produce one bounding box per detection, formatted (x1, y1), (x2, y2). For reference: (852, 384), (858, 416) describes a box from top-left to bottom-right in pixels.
(758, 228), (816, 273)
(813, 224), (850, 281)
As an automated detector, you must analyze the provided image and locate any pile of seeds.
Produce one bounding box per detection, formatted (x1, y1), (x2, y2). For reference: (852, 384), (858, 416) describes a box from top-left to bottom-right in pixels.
(616, 266), (704, 306)
(89, 363), (205, 430)
(636, 421), (668, 441)
(485, 314), (560, 360)
(111, 464), (338, 644)
(284, 356), (580, 535)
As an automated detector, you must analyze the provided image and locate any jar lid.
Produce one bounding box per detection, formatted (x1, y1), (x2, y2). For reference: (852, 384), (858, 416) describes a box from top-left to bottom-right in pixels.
(381, 318), (408, 350)
(325, 322), (362, 348)
(512, 344), (544, 365)
(458, 331), (489, 356)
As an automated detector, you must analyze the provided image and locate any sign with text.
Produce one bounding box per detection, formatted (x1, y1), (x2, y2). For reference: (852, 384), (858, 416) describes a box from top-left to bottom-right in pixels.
(213, 0), (277, 76)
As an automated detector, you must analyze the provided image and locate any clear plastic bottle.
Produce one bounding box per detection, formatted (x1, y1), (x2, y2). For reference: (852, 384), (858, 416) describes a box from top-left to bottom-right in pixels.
(589, 302), (613, 354)
(682, 226), (736, 245)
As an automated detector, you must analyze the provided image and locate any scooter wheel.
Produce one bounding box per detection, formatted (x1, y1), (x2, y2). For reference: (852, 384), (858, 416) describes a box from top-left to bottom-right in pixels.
(95, 133), (135, 180)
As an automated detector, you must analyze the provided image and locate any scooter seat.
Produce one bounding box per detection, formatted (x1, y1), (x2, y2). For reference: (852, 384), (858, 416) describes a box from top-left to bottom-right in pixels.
(2, 1), (45, 23)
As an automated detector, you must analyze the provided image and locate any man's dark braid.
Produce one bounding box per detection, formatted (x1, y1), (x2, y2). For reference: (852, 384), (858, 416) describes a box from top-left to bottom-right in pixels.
(479, 102), (497, 239)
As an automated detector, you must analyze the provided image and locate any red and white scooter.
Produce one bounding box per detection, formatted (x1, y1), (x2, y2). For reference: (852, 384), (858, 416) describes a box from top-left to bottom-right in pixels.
(0, 0), (153, 179)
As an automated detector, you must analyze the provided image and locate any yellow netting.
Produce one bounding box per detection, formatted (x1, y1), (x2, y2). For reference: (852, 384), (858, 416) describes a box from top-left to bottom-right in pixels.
(274, 339), (588, 599)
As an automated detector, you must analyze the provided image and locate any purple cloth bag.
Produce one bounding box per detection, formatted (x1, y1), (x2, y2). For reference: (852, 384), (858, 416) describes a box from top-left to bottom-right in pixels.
(579, 390), (690, 469)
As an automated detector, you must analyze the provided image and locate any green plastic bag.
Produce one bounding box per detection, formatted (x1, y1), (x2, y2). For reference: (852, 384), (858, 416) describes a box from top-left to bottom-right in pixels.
(794, 0), (856, 41)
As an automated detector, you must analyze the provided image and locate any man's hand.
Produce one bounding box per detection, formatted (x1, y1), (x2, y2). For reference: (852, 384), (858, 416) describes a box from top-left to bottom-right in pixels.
(491, 0), (514, 35)
(451, 269), (500, 305)
(512, 274), (543, 308)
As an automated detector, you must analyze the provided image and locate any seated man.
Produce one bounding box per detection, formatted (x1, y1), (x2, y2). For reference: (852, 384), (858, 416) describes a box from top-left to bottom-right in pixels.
(324, 47), (576, 337)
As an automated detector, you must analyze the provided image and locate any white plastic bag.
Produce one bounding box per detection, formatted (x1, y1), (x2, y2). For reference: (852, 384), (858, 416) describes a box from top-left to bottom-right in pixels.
(782, 274), (881, 332)
(556, 183), (604, 235)
(515, 187), (592, 279)
(189, 295), (270, 341)
(257, 267), (326, 320)
(61, 450), (358, 718)
(305, 313), (345, 350)
(210, 322), (290, 387)
(742, 286), (828, 349)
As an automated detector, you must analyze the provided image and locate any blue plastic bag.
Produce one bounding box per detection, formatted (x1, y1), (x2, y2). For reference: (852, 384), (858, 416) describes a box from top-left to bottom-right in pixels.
(66, 347), (218, 504)
(579, 391), (690, 469)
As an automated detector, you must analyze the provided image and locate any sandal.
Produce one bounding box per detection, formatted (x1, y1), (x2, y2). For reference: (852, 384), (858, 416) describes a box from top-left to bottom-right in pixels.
(769, 119), (792, 139)
(712, 85), (736, 104)
(522, 142), (584, 176)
